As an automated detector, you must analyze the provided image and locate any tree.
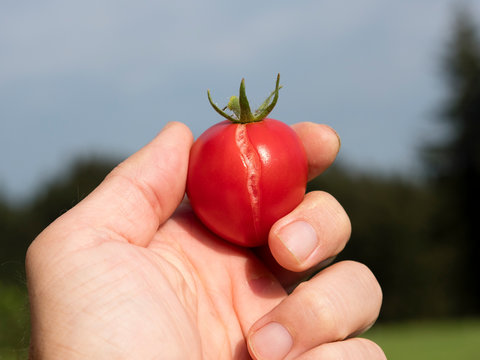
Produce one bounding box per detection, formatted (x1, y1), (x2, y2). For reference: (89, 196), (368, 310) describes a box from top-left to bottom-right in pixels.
(425, 8), (480, 314)
(308, 166), (438, 320)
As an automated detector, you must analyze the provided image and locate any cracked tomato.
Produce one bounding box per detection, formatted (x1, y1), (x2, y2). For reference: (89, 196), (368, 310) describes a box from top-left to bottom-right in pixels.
(186, 75), (308, 247)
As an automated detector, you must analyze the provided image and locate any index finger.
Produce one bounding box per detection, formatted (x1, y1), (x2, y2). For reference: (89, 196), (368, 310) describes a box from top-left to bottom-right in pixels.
(291, 122), (341, 181)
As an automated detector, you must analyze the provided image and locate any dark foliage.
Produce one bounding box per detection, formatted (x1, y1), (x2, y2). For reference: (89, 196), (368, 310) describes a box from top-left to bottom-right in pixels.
(0, 157), (118, 284)
(308, 164), (472, 320)
(423, 8), (480, 314)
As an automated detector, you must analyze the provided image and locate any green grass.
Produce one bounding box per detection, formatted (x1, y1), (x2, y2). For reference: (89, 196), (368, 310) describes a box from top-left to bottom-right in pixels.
(0, 283), (29, 360)
(364, 318), (480, 360)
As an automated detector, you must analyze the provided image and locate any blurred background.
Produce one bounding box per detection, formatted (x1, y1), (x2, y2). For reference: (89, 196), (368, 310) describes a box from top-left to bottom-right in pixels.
(1, 0), (479, 358)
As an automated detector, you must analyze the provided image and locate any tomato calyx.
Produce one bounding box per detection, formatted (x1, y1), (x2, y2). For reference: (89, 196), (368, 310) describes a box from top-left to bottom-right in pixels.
(207, 74), (281, 124)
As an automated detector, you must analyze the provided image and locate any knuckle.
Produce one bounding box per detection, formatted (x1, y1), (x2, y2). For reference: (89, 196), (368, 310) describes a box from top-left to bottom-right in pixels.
(106, 169), (166, 223)
(342, 261), (382, 292)
(305, 190), (334, 204)
(309, 191), (351, 235)
(293, 283), (348, 341)
(297, 192), (351, 248)
(348, 261), (383, 302)
(340, 261), (383, 325)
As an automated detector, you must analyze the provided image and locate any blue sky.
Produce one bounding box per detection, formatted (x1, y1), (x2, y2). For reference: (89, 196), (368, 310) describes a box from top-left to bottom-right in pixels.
(1, 0), (479, 202)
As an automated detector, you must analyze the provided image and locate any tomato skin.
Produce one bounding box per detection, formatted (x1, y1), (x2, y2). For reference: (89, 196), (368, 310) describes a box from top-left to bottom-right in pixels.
(186, 118), (308, 247)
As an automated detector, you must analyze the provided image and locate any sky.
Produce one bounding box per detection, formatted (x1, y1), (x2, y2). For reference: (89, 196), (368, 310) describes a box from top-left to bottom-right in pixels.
(1, 0), (479, 203)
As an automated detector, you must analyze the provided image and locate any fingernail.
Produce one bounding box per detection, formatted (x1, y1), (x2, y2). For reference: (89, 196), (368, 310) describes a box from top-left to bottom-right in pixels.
(277, 221), (318, 263)
(334, 129), (341, 153)
(249, 322), (293, 360)
(327, 125), (341, 153)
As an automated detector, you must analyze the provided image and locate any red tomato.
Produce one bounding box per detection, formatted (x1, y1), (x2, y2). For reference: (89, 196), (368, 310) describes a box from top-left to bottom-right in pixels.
(186, 75), (308, 247)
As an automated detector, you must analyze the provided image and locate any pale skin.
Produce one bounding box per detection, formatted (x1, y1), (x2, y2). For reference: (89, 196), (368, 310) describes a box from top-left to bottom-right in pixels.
(26, 122), (385, 359)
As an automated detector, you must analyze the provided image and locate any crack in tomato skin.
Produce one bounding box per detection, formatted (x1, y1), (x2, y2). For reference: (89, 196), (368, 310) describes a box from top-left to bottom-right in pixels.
(235, 124), (261, 243)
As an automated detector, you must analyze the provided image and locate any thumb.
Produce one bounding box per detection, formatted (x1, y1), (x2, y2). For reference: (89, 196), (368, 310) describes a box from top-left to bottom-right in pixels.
(41, 121), (193, 248)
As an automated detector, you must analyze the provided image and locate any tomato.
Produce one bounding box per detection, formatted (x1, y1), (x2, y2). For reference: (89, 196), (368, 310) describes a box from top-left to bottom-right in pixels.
(186, 75), (308, 247)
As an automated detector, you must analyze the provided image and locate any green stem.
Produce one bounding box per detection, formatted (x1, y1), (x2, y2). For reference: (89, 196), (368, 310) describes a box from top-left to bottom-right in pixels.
(207, 74), (281, 124)
(207, 90), (239, 123)
(253, 74), (280, 121)
(239, 78), (254, 123)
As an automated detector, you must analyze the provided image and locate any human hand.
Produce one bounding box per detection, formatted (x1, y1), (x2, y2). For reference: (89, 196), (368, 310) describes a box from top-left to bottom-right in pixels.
(26, 122), (385, 359)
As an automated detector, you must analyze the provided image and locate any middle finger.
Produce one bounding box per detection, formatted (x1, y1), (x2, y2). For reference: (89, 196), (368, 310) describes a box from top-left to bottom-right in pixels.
(269, 190), (351, 273)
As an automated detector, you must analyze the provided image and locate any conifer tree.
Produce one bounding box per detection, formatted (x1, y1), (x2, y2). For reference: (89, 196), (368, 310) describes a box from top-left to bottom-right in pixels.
(426, 8), (480, 313)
